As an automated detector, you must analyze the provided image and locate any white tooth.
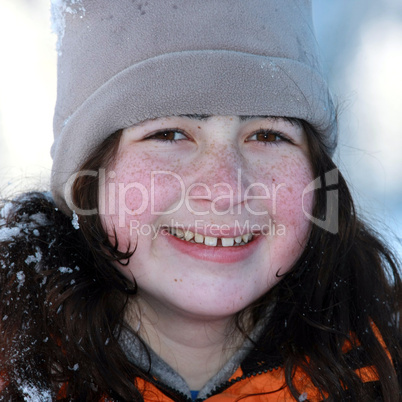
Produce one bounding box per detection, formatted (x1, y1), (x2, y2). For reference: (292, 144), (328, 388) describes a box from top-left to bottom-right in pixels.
(242, 234), (250, 244)
(248, 233), (253, 241)
(176, 228), (184, 238)
(184, 231), (194, 241)
(235, 236), (242, 244)
(194, 233), (204, 243)
(221, 237), (235, 247)
(204, 236), (218, 246)
(171, 228), (176, 236)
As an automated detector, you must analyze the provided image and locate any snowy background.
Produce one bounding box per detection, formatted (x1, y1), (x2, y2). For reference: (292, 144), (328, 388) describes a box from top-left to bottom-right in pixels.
(0, 0), (401, 256)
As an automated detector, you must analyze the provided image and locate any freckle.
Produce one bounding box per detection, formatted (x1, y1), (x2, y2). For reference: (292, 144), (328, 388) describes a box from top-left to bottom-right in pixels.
(198, 126), (201, 129)
(174, 279), (178, 282)
(180, 279), (182, 282)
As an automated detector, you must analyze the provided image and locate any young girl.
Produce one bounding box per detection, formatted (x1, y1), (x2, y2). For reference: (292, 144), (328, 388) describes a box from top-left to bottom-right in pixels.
(1, 1), (401, 401)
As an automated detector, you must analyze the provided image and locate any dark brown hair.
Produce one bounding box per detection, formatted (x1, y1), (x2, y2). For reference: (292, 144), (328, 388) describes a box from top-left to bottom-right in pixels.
(0, 121), (401, 401)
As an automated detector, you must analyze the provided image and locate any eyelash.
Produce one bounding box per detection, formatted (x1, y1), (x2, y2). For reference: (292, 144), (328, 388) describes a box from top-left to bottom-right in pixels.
(145, 128), (291, 145)
(145, 129), (187, 143)
(245, 129), (291, 146)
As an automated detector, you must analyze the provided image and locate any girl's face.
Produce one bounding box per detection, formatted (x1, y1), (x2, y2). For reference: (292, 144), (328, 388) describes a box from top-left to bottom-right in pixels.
(100, 116), (314, 320)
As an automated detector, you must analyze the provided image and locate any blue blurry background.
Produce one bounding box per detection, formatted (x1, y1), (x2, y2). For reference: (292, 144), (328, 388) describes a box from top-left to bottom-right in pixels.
(314, 0), (402, 256)
(0, 0), (401, 255)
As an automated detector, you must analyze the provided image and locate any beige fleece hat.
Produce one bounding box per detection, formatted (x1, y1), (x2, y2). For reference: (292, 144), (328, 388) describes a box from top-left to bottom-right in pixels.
(50, 0), (337, 214)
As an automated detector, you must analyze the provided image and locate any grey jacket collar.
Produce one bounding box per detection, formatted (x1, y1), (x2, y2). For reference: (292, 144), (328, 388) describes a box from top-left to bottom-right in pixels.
(119, 312), (271, 400)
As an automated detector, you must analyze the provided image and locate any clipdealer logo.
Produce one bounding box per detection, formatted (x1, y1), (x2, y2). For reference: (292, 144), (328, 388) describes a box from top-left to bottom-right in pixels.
(302, 168), (338, 234)
(64, 168), (339, 234)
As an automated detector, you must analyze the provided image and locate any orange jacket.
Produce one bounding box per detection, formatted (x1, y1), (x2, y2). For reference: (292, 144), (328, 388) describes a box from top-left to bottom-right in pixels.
(1, 326), (386, 401)
(1, 361), (382, 402)
(114, 324), (386, 401)
(133, 363), (380, 401)
(127, 325), (385, 401)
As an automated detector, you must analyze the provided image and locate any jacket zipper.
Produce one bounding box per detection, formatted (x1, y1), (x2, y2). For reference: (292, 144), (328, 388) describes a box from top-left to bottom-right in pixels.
(150, 363), (282, 402)
(200, 364), (282, 401)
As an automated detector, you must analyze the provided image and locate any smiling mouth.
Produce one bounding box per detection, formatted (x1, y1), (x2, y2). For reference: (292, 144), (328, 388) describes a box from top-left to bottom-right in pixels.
(167, 228), (255, 247)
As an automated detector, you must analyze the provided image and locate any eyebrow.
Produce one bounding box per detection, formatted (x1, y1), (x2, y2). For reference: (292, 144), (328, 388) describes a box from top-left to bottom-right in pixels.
(180, 114), (212, 121)
(181, 114), (255, 121)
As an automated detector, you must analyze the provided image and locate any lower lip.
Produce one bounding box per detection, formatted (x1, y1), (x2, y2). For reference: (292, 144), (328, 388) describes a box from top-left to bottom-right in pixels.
(162, 230), (263, 264)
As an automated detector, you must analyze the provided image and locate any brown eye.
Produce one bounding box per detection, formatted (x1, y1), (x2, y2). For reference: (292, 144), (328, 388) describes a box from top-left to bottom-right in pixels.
(247, 129), (287, 144)
(147, 130), (187, 142)
(255, 131), (279, 142)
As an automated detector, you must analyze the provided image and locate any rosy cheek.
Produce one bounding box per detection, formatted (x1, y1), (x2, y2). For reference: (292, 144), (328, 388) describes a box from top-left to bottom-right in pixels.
(102, 152), (186, 231)
(147, 170), (187, 216)
(257, 154), (314, 226)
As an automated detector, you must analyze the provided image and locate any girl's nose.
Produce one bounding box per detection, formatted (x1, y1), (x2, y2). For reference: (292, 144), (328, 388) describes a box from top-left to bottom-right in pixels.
(186, 145), (249, 215)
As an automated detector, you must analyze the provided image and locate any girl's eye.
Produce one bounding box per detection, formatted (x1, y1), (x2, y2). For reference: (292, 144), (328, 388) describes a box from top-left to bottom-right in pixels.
(246, 129), (289, 145)
(146, 129), (187, 143)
